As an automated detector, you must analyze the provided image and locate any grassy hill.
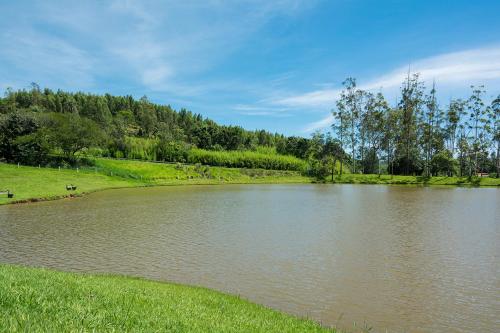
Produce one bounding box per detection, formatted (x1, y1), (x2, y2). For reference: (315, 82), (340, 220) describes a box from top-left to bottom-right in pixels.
(0, 264), (332, 332)
(0, 160), (310, 205)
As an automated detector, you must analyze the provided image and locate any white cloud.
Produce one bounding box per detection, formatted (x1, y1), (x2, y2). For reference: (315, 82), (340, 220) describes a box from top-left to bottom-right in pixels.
(0, 0), (313, 94)
(292, 45), (500, 133)
(276, 45), (500, 109)
(233, 104), (291, 117)
(302, 114), (334, 133)
(0, 30), (94, 89)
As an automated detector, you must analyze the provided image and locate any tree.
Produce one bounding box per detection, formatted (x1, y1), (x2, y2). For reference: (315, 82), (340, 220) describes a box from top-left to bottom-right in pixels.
(420, 81), (439, 177)
(0, 111), (40, 162)
(333, 78), (363, 175)
(466, 86), (489, 175)
(489, 95), (500, 177)
(45, 113), (103, 158)
(363, 92), (387, 174)
(382, 107), (400, 176)
(431, 150), (456, 176)
(398, 72), (425, 175)
(445, 99), (466, 158)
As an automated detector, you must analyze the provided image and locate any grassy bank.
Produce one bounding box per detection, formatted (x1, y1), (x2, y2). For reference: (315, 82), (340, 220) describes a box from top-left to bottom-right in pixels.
(0, 264), (332, 332)
(2, 159), (498, 205)
(0, 163), (140, 205)
(0, 159), (310, 205)
(325, 173), (500, 186)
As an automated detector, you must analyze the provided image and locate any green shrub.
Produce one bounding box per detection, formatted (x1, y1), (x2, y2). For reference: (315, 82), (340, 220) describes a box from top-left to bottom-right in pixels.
(187, 148), (307, 171)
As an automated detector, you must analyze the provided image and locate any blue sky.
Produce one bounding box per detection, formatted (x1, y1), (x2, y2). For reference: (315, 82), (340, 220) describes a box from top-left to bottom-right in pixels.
(1, 0), (500, 136)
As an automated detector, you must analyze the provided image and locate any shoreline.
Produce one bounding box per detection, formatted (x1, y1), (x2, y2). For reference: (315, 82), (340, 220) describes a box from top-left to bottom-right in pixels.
(1, 160), (498, 206)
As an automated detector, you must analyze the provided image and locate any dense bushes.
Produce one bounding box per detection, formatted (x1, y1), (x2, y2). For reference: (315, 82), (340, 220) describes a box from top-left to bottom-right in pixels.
(186, 148), (306, 171)
(97, 137), (306, 171)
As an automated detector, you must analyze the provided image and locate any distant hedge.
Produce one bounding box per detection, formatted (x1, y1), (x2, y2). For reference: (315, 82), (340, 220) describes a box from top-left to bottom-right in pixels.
(187, 148), (307, 171)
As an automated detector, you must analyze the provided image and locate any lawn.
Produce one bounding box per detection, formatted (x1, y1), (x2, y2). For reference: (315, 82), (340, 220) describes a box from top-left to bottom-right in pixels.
(93, 158), (310, 185)
(0, 160), (310, 205)
(0, 264), (332, 332)
(0, 163), (139, 205)
(1, 160), (497, 206)
(326, 173), (500, 186)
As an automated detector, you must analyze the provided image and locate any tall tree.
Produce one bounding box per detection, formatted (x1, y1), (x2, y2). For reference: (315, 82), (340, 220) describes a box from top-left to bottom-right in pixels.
(398, 72), (425, 175)
(420, 81), (439, 177)
(489, 94), (500, 177)
(382, 107), (400, 176)
(334, 78), (364, 174)
(466, 86), (488, 175)
(445, 99), (466, 157)
(363, 92), (388, 174)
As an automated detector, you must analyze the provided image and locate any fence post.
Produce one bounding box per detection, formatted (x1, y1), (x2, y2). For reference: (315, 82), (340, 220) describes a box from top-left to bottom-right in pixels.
(77, 167), (79, 173)
(59, 166), (61, 171)
(17, 163), (19, 168)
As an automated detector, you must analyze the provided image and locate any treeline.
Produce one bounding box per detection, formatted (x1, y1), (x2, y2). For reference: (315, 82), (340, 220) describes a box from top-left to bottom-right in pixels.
(327, 75), (499, 177)
(0, 84), (328, 171)
(1, 77), (497, 178)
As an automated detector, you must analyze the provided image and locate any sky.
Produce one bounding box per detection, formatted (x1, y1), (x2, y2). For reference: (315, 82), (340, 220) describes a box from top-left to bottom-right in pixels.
(1, 0), (500, 136)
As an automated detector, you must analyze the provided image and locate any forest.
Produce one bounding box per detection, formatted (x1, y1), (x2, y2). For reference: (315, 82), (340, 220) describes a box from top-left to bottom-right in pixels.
(0, 75), (498, 179)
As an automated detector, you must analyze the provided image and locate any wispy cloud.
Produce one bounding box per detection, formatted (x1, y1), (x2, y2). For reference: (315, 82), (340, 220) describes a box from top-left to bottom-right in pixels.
(0, 0), (313, 95)
(233, 104), (291, 117)
(0, 30), (95, 90)
(292, 46), (500, 132)
(275, 45), (500, 110)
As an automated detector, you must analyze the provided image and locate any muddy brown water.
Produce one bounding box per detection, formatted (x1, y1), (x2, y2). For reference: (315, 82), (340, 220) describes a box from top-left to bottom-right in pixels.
(0, 184), (498, 332)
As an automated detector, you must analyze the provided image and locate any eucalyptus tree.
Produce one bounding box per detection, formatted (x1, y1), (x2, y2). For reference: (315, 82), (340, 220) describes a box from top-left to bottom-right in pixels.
(382, 107), (400, 176)
(489, 94), (500, 177)
(363, 92), (388, 174)
(420, 82), (439, 177)
(466, 86), (488, 175)
(333, 78), (364, 174)
(398, 72), (425, 175)
(445, 99), (466, 157)
(331, 83), (351, 176)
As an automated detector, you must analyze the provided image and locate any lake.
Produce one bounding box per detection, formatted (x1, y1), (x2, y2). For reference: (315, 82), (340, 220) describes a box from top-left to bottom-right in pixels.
(0, 184), (498, 332)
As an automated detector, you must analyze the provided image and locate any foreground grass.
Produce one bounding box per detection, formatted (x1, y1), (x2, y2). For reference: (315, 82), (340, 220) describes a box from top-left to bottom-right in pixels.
(0, 264), (332, 332)
(0, 160), (310, 205)
(325, 173), (500, 186)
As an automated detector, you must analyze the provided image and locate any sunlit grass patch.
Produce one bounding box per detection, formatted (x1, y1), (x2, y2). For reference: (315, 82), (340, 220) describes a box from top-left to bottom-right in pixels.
(0, 264), (333, 332)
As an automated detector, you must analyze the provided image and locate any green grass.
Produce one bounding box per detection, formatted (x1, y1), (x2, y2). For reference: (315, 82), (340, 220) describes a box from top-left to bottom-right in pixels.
(0, 264), (332, 333)
(0, 163), (139, 205)
(2, 159), (497, 206)
(96, 137), (308, 171)
(325, 173), (500, 186)
(0, 159), (310, 205)
(93, 158), (309, 185)
(187, 148), (307, 171)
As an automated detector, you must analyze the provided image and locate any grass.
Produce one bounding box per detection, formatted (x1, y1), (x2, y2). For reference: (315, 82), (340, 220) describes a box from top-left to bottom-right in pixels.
(325, 173), (500, 186)
(0, 264), (333, 333)
(187, 148), (307, 171)
(0, 159), (310, 205)
(0, 163), (139, 205)
(96, 137), (308, 171)
(2, 159), (498, 205)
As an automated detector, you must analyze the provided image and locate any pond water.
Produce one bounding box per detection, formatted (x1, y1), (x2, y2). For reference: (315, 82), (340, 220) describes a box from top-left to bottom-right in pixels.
(0, 184), (498, 332)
